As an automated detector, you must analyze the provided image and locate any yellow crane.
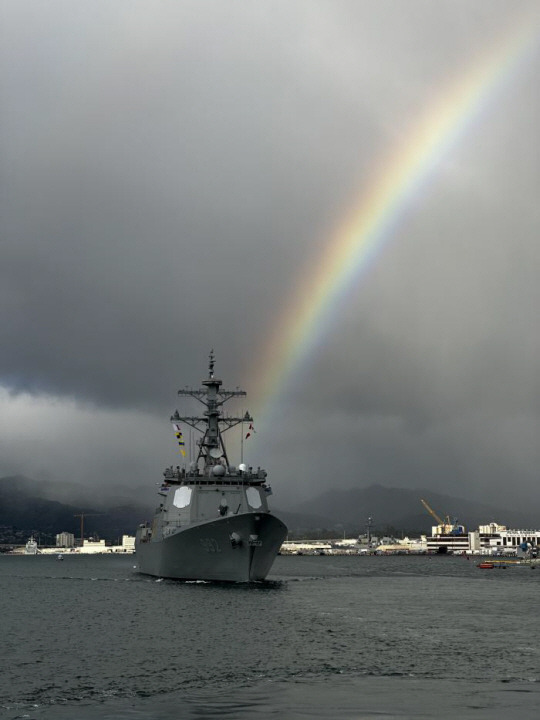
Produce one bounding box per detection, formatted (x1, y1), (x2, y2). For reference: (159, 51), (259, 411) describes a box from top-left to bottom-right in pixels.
(420, 498), (444, 525)
(420, 499), (464, 535)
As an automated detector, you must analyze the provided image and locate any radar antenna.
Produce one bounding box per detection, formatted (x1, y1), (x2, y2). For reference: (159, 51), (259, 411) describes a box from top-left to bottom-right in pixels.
(173, 353), (252, 469)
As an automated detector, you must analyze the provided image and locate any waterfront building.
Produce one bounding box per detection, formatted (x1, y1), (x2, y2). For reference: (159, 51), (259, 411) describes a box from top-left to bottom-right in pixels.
(111, 535), (136, 553)
(56, 532), (75, 548)
(81, 539), (107, 554)
(280, 540), (332, 555)
(426, 522), (540, 555)
(476, 524), (540, 554)
(425, 532), (470, 554)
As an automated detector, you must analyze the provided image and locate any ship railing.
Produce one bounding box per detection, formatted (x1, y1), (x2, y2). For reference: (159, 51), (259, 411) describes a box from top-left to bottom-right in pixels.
(180, 476), (267, 487)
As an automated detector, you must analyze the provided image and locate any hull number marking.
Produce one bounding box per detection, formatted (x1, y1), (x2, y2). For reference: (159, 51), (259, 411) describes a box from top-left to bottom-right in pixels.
(200, 537), (222, 553)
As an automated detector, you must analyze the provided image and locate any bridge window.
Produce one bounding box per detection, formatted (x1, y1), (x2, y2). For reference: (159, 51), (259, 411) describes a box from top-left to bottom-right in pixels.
(173, 487), (192, 509)
(246, 487), (262, 509)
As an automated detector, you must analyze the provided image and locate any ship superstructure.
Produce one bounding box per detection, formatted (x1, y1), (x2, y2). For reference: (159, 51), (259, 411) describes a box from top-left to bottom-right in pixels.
(135, 353), (287, 581)
(25, 536), (38, 555)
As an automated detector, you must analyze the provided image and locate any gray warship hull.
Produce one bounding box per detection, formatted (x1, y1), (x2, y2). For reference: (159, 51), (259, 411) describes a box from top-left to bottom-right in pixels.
(135, 354), (288, 583)
(136, 512), (287, 582)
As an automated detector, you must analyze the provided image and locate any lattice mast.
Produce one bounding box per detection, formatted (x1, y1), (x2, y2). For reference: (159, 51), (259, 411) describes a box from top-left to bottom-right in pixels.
(171, 351), (252, 468)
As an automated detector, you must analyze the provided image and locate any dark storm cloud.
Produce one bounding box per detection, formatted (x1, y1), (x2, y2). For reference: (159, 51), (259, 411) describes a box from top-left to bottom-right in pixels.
(0, 1), (538, 511)
(2, 0), (386, 408)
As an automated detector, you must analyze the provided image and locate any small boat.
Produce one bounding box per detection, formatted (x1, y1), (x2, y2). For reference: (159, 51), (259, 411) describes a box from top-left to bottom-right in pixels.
(477, 562), (494, 569)
(56, 554), (64, 561)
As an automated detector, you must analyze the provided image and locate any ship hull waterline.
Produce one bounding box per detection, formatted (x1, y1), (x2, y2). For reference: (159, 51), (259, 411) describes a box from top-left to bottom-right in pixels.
(136, 512), (287, 582)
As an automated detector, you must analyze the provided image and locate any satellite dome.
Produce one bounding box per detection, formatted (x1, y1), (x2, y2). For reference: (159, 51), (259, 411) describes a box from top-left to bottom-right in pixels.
(212, 464), (225, 476)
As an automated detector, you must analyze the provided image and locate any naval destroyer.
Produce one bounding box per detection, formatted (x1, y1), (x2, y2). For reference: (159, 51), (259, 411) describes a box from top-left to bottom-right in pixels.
(135, 353), (288, 581)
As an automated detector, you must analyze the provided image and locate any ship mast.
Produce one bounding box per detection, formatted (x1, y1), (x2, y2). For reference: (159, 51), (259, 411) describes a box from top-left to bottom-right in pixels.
(171, 351), (252, 469)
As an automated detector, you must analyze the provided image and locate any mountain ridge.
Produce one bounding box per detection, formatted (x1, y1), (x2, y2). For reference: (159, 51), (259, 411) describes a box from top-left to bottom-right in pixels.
(283, 483), (536, 534)
(0, 475), (149, 543)
(0, 475), (535, 542)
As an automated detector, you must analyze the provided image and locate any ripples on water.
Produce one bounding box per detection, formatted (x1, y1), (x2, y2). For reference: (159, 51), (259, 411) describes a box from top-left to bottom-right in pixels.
(1, 554), (538, 719)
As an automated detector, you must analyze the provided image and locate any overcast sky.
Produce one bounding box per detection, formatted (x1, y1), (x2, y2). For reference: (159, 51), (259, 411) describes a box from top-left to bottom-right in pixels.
(1, 1), (538, 513)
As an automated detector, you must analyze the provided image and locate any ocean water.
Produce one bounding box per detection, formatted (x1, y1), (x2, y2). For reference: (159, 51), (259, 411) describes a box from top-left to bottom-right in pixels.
(1, 554), (538, 719)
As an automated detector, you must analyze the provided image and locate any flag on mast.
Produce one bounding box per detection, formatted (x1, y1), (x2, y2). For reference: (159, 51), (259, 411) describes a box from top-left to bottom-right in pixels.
(172, 423), (186, 456)
(245, 423), (256, 440)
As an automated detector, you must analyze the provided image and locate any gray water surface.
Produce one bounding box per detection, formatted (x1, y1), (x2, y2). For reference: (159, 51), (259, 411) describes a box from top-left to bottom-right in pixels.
(1, 554), (538, 719)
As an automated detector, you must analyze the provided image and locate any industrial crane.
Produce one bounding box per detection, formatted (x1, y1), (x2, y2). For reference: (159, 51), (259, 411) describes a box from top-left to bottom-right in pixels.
(420, 498), (444, 525)
(73, 512), (103, 546)
(420, 499), (464, 535)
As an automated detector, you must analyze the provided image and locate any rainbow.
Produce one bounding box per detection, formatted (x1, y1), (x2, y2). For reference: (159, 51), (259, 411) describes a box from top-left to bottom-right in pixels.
(249, 11), (539, 426)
